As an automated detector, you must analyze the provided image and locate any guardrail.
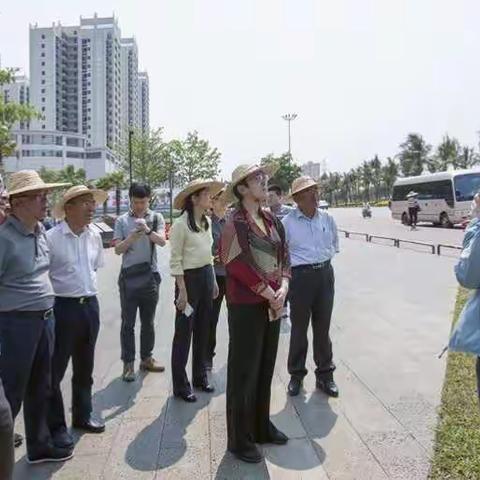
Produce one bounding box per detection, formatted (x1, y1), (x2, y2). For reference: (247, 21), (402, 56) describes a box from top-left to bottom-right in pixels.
(437, 244), (462, 256)
(339, 229), (460, 257)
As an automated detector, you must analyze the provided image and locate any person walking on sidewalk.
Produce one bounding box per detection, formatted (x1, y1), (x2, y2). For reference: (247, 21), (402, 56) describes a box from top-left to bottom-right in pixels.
(406, 191), (420, 230)
(0, 170), (73, 465)
(46, 186), (108, 450)
(114, 183), (167, 382)
(282, 176), (340, 398)
(220, 164), (290, 464)
(170, 179), (223, 403)
(206, 187), (228, 370)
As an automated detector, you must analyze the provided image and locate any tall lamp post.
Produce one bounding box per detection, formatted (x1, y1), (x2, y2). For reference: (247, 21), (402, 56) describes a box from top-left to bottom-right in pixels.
(282, 113), (297, 157)
(128, 129), (134, 186)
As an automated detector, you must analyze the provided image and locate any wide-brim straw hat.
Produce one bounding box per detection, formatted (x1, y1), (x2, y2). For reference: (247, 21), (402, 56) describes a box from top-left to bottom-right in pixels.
(406, 191), (418, 198)
(289, 175), (319, 199)
(224, 163), (279, 203)
(173, 179), (225, 210)
(53, 185), (108, 219)
(7, 169), (71, 197)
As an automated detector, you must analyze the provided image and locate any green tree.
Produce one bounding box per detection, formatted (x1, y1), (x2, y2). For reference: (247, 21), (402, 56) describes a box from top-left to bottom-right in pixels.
(382, 157), (399, 198)
(0, 68), (41, 171)
(369, 155), (382, 200)
(260, 153), (302, 193)
(398, 133), (431, 177)
(176, 130), (221, 185)
(361, 161), (372, 201)
(430, 134), (460, 172)
(96, 171), (126, 216)
(456, 146), (479, 170)
(116, 128), (168, 187)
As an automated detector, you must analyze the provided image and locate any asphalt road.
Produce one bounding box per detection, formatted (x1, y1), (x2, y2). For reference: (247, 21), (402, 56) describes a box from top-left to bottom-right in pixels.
(331, 207), (464, 247)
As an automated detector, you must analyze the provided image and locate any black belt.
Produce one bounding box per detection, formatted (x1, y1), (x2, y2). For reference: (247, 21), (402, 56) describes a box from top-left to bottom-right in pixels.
(0, 308), (54, 320)
(56, 296), (95, 305)
(292, 261), (331, 272)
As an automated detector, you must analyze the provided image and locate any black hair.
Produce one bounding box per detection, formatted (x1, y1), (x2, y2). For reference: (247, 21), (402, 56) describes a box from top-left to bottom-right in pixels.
(129, 183), (151, 199)
(182, 189), (209, 233)
(233, 180), (247, 202)
(268, 184), (282, 196)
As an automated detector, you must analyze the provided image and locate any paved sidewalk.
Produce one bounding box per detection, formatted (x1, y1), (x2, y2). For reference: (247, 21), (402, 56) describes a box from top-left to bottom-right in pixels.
(12, 239), (457, 479)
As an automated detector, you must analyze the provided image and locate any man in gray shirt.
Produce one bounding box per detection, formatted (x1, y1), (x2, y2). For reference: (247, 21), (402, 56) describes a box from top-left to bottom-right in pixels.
(113, 183), (166, 382)
(0, 170), (73, 465)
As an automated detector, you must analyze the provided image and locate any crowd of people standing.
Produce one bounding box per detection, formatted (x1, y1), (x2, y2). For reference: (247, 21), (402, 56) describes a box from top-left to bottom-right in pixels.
(0, 164), (341, 477)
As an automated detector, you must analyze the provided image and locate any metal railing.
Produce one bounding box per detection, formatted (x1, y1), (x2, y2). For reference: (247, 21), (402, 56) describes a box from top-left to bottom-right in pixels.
(339, 229), (459, 257)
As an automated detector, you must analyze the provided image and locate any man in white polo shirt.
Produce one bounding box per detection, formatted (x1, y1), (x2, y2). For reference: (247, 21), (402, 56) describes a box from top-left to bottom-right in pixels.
(46, 186), (107, 450)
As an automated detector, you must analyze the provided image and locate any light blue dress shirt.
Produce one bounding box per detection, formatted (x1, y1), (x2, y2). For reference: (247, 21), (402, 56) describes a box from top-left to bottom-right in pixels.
(282, 207), (339, 267)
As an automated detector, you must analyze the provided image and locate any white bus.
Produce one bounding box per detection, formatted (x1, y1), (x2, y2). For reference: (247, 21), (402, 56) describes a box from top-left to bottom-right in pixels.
(390, 169), (480, 227)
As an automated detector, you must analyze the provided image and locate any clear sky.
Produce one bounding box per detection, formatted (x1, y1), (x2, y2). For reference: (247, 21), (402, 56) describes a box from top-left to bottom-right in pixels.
(1, 0), (479, 177)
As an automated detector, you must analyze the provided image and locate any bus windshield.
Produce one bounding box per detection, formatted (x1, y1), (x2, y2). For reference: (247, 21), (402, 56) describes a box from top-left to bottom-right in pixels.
(454, 173), (480, 202)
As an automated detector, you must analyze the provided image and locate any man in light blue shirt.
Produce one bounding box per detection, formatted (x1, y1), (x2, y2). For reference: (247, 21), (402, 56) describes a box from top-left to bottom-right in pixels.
(282, 176), (339, 398)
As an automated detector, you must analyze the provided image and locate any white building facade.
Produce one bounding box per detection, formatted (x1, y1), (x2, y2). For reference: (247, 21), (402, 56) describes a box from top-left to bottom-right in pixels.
(3, 14), (149, 180)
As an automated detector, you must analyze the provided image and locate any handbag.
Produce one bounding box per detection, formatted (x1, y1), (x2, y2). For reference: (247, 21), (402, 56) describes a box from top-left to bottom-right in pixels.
(120, 215), (158, 295)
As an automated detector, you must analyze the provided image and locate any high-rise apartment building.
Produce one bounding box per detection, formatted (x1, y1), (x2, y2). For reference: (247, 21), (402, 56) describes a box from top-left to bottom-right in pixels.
(1, 74), (30, 130)
(138, 71), (149, 133)
(301, 161), (322, 180)
(4, 14), (150, 179)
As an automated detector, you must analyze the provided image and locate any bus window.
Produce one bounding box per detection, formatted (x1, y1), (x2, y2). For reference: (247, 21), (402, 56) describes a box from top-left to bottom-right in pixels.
(454, 174), (480, 202)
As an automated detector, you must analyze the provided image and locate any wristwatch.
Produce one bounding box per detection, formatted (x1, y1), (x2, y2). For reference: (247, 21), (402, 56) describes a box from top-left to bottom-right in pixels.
(146, 228), (153, 236)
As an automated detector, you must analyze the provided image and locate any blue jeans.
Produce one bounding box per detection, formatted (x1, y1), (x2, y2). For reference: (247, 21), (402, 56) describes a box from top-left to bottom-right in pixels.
(0, 310), (55, 457)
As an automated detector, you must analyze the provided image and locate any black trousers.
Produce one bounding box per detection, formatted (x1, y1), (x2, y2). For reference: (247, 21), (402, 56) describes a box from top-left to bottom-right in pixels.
(171, 266), (214, 395)
(0, 377), (14, 480)
(47, 296), (100, 436)
(207, 275), (226, 362)
(0, 310), (54, 457)
(119, 272), (160, 363)
(408, 207), (418, 226)
(288, 264), (335, 381)
(226, 302), (280, 452)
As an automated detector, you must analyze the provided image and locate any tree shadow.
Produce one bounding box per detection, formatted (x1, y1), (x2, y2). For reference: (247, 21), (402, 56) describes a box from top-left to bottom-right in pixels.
(126, 364), (227, 472)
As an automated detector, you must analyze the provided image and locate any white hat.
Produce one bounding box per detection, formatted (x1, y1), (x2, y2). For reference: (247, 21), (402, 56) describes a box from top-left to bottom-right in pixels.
(406, 191), (418, 198)
(7, 170), (70, 197)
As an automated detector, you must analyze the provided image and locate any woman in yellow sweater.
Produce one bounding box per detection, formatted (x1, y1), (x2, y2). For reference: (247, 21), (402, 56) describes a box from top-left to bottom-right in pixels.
(170, 179), (224, 402)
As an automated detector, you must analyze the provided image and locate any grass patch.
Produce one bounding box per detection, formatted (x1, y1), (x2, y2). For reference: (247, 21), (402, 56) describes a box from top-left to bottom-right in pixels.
(429, 288), (480, 479)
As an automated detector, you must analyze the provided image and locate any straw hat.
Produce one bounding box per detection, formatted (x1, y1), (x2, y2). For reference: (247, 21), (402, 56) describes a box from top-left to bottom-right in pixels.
(224, 163), (279, 202)
(7, 170), (70, 197)
(53, 185), (108, 219)
(173, 179), (225, 210)
(406, 191), (418, 198)
(289, 176), (319, 199)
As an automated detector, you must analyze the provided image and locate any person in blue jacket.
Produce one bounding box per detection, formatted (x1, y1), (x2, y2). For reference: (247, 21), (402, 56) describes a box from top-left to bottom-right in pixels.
(450, 215), (480, 397)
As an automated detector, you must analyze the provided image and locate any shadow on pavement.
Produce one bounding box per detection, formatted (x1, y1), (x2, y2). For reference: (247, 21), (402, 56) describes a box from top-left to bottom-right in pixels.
(93, 372), (145, 422)
(126, 365), (227, 473)
(214, 451), (270, 480)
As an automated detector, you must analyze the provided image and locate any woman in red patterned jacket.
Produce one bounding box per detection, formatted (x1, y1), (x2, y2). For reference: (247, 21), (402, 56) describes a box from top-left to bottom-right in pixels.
(220, 164), (291, 464)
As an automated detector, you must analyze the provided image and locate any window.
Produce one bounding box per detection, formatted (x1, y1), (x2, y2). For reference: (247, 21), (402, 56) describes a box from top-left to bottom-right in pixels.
(454, 174), (480, 202)
(41, 89), (45, 94)
(41, 80), (45, 85)
(41, 62), (45, 66)
(42, 107), (45, 112)
(41, 53), (45, 57)
(42, 98), (45, 102)
(42, 125), (46, 129)
(42, 71), (45, 76)
(41, 43), (45, 48)
(41, 34), (45, 40)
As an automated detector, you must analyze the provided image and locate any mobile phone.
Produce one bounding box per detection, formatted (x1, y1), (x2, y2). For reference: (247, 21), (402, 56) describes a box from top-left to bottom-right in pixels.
(184, 303), (194, 317)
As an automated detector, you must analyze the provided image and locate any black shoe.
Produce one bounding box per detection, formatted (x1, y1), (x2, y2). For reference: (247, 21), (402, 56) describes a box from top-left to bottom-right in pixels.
(229, 445), (263, 463)
(27, 446), (74, 464)
(174, 391), (197, 403)
(14, 432), (23, 448)
(52, 430), (74, 449)
(193, 383), (215, 393)
(257, 424), (288, 445)
(72, 418), (105, 434)
(316, 379), (339, 397)
(287, 377), (302, 396)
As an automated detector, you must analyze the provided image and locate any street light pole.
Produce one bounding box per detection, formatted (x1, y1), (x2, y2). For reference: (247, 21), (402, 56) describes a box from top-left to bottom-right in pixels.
(128, 129), (134, 186)
(282, 113), (297, 157)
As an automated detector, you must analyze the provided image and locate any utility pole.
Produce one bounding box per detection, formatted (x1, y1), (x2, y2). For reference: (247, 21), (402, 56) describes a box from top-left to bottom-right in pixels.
(128, 129), (134, 186)
(282, 113), (297, 157)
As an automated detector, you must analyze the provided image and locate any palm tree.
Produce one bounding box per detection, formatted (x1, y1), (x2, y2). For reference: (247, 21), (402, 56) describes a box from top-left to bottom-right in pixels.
(96, 171), (126, 216)
(56, 165), (86, 185)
